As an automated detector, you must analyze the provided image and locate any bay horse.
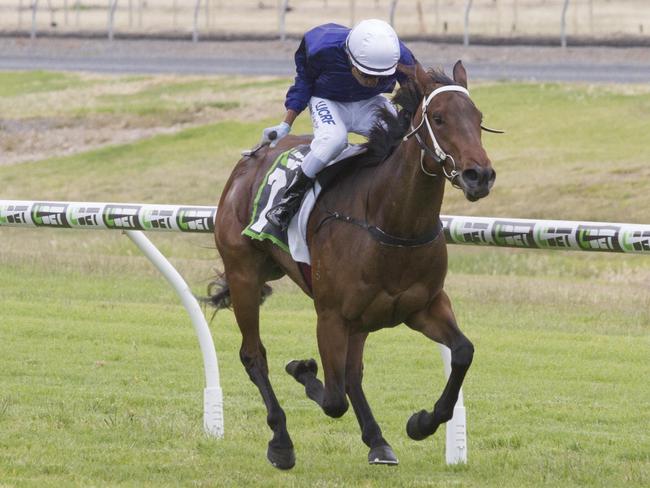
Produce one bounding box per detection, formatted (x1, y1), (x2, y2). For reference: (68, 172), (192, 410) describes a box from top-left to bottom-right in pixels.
(210, 61), (496, 469)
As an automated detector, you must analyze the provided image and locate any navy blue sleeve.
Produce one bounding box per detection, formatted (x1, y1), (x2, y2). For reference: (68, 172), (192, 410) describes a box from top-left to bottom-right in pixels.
(285, 38), (317, 114)
(396, 42), (417, 85)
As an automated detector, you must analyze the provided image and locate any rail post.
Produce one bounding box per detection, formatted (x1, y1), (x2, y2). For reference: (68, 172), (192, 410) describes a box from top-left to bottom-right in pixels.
(193, 0), (201, 42)
(30, 0), (39, 39)
(389, 0), (398, 27)
(108, 0), (119, 41)
(561, 0), (571, 48)
(125, 230), (223, 438)
(464, 0), (474, 46)
(439, 345), (466, 464)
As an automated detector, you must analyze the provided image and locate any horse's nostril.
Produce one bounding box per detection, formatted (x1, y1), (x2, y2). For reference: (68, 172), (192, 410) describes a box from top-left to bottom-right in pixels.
(462, 169), (480, 185)
(463, 167), (495, 188)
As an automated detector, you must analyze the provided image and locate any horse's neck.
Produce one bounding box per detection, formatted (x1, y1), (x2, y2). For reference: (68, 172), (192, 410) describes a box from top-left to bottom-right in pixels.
(366, 139), (445, 237)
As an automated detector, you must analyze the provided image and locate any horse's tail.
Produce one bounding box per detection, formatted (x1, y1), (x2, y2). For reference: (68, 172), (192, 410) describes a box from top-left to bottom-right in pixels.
(202, 273), (273, 313)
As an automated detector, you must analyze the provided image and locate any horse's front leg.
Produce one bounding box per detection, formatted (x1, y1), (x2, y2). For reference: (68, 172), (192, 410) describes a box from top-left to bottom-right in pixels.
(346, 332), (398, 465)
(404, 290), (474, 441)
(286, 311), (349, 418)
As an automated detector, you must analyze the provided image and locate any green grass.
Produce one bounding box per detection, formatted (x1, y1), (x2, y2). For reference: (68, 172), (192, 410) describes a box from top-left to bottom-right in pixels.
(0, 257), (647, 487)
(93, 88), (240, 118)
(0, 73), (649, 486)
(0, 71), (94, 97)
(450, 83), (650, 223)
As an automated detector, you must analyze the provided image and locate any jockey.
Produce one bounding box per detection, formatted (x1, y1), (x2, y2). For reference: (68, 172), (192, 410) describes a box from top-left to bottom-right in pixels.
(262, 19), (419, 230)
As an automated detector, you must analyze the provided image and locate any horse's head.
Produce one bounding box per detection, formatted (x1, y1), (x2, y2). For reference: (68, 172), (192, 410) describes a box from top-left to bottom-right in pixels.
(400, 61), (498, 202)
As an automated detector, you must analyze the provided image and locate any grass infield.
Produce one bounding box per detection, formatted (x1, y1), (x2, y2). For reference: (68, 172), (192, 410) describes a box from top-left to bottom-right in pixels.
(0, 72), (649, 487)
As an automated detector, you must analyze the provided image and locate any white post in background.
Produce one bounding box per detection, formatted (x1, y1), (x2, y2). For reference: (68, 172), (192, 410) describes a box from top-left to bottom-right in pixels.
(389, 0), (398, 27)
(463, 0), (473, 46)
(108, 0), (119, 41)
(193, 0), (201, 42)
(438, 344), (467, 464)
(124, 230), (224, 438)
(434, 0), (439, 32)
(30, 0), (39, 39)
(46, 0), (54, 26)
(349, 0), (356, 27)
(278, 0), (289, 40)
(416, 0), (425, 34)
(561, 0), (570, 48)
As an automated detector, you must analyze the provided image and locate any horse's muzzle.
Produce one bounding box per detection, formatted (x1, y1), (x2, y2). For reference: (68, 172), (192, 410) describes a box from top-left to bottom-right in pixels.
(461, 166), (496, 201)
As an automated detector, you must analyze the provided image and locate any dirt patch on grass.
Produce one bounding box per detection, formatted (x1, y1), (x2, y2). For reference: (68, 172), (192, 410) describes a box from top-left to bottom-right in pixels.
(0, 73), (286, 166)
(0, 116), (180, 165)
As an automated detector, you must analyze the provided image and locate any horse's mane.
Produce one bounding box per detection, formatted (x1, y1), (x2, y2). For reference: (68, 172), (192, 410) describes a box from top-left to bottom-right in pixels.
(362, 68), (456, 166)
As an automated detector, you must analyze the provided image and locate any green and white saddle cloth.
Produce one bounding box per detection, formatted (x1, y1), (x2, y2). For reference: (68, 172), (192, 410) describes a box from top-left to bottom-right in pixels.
(242, 144), (366, 264)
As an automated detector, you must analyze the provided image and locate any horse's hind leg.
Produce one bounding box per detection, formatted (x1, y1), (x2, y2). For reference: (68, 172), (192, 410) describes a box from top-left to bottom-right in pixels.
(404, 291), (474, 441)
(346, 333), (398, 465)
(286, 312), (349, 419)
(226, 265), (295, 469)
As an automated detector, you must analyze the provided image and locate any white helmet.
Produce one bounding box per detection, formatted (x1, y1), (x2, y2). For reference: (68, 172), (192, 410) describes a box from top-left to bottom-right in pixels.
(346, 19), (401, 76)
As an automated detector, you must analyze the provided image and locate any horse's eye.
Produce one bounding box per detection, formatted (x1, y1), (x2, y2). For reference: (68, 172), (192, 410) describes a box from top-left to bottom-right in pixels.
(432, 114), (444, 125)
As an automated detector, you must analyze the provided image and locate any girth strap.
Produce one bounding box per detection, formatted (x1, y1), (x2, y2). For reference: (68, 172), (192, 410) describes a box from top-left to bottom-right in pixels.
(320, 211), (443, 248)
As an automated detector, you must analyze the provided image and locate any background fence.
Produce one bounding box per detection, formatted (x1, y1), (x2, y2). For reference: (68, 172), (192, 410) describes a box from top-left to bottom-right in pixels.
(1, 1), (649, 44)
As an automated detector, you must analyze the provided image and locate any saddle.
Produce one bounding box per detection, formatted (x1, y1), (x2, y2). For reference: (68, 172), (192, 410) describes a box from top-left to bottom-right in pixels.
(242, 144), (367, 265)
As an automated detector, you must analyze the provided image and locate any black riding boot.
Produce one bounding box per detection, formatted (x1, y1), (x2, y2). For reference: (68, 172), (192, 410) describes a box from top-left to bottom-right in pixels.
(266, 168), (315, 231)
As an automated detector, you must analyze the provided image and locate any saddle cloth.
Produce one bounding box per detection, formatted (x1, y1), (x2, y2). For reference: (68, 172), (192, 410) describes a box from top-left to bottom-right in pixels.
(242, 144), (366, 265)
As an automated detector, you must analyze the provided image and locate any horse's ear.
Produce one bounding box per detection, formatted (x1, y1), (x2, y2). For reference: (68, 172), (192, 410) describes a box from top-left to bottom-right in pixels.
(396, 63), (416, 80)
(398, 62), (432, 91)
(415, 62), (433, 91)
(452, 60), (468, 89)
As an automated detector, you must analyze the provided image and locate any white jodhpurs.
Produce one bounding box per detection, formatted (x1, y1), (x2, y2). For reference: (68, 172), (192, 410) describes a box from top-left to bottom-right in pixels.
(301, 95), (397, 178)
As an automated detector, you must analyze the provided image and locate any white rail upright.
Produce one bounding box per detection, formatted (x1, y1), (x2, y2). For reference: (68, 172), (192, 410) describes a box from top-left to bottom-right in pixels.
(561, 0), (571, 48)
(439, 345), (466, 464)
(108, 0), (119, 41)
(464, 0), (474, 47)
(125, 230), (223, 438)
(192, 0), (201, 42)
(278, 0), (290, 41)
(30, 0), (39, 39)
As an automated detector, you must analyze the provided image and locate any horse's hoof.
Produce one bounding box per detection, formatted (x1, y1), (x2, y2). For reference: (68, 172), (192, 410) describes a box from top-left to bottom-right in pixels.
(368, 445), (399, 465)
(267, 444), (296, 470)
(406, 409), (434, 441)
(285, 358), (318, 380)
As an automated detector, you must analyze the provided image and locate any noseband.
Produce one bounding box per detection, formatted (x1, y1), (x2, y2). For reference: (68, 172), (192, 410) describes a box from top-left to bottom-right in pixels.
(403, 85), (471, 187)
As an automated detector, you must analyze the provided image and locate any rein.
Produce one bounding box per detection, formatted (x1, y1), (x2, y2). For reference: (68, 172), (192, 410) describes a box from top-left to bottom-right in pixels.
(319, 211), (443, 248)
(403, 84), (471, 188)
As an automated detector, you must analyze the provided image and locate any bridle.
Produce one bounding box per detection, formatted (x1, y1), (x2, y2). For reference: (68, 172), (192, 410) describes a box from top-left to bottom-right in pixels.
(402, 84), (470, 187)
(403, 84), (504, 185)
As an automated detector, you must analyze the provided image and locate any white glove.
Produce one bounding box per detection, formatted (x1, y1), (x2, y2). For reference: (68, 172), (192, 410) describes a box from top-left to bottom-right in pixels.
(261, 121), (291, 148)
